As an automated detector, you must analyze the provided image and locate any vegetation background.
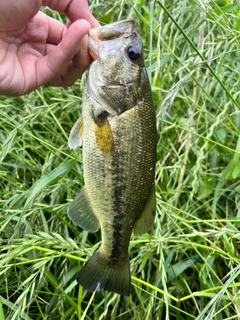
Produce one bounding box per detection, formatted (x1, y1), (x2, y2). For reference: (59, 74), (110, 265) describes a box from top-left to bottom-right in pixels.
(1, 0), (240, 319)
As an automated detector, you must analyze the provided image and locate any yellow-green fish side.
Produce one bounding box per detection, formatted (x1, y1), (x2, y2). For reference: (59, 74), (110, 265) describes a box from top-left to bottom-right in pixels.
(68, 18), (157, 296)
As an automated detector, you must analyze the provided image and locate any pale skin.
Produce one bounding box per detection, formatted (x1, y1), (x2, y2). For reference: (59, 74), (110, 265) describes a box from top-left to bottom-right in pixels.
(0, 0), (99, 96)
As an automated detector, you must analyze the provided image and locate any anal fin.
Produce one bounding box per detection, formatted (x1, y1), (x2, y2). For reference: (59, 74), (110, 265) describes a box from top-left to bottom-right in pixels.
(67, 187), (100, 232)
(133, 185), (156, 236)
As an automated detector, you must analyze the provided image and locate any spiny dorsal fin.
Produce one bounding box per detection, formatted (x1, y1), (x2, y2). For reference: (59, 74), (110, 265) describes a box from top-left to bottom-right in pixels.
(68, 117), (84, 149)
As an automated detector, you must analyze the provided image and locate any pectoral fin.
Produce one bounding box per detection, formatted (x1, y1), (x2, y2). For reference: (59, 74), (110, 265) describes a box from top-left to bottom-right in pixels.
(67, 187), (100, 232)
(68, 117), (84, 149)
(133, 185), (156, 236)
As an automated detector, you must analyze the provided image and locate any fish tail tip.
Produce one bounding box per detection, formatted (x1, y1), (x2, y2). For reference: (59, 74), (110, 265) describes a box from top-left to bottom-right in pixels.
(77, 250), (131, 296)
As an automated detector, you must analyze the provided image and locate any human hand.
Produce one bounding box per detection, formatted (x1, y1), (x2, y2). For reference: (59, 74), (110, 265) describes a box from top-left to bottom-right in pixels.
(0, 0), (99, 96)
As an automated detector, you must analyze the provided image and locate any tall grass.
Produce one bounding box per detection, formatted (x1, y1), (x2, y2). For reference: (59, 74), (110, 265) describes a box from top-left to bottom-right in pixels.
(1, 0), (240, 319)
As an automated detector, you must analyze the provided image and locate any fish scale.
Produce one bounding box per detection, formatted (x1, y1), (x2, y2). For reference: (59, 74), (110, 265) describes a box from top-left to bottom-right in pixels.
(67, 18), (157, 296)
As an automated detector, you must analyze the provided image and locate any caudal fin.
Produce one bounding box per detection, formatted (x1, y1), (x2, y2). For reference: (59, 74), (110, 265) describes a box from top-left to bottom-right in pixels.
(77, 250), (131, 296)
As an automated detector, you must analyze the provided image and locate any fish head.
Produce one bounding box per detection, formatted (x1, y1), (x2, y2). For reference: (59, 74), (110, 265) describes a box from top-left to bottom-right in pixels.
(88, 18), (147, 115)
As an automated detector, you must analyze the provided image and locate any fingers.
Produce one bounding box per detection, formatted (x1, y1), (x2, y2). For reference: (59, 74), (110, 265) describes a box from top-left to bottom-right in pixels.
(35, 19), (91, 88)
(49, 35), (90, 87)
(0, 1), (40, 31)
(43, 0), (99, 27)
(45, 14), (66, 45)
(37, 0), (99, 87)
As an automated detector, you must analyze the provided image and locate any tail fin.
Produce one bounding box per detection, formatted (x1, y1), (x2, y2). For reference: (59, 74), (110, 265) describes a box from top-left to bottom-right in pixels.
(77, 250), (131, 296)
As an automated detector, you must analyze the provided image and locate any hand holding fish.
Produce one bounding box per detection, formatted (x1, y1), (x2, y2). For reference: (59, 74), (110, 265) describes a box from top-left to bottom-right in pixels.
(0, 0), (98, 96)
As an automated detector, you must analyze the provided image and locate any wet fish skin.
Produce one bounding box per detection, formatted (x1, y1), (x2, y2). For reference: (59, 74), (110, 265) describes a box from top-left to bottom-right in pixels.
(68, 18), (157, 296)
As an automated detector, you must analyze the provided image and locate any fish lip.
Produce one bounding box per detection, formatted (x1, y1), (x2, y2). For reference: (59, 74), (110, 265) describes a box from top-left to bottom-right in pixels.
(88, 18), (136, 60)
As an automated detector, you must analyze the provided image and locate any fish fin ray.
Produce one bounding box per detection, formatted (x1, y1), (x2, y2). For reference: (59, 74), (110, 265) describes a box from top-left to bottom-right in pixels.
(133, 185), (156, 236)
(77, 250), (130, 296)
(68, 116), (84, 149)
(67, 187), (100, 232)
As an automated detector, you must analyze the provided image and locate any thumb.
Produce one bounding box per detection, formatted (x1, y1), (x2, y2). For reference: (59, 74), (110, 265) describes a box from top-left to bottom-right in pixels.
(35, 19), (91, 87)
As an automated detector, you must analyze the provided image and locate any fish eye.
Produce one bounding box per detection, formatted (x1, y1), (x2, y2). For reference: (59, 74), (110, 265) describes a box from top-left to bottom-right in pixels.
(127, 46), (140, 61)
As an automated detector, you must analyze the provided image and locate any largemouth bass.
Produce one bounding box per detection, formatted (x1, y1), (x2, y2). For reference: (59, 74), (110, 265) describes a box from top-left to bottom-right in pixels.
(68, 18), (157, 296)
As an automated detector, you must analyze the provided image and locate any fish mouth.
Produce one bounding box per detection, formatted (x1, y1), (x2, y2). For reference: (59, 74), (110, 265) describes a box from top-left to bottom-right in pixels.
(88, 18), (135, 60)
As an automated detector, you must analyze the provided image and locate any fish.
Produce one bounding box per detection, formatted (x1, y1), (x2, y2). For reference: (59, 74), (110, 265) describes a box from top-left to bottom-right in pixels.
(67, 18), (157, 296)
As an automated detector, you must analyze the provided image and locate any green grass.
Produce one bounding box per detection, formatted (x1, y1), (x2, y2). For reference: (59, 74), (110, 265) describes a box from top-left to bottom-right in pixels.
(1, 0), (240, 319)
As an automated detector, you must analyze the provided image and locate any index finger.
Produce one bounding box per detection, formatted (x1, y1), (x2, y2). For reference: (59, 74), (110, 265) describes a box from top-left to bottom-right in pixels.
(42, 0), (99, 27)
